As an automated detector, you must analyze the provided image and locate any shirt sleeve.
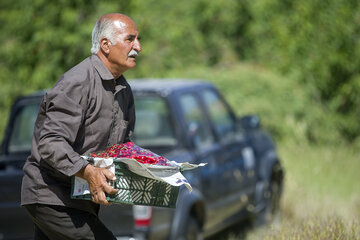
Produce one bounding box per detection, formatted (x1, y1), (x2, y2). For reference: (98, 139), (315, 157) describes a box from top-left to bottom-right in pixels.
(37, 74), (89, 177)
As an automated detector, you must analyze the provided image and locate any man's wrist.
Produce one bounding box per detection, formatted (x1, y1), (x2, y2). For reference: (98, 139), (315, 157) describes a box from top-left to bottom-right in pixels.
(75, 163), (91, 179)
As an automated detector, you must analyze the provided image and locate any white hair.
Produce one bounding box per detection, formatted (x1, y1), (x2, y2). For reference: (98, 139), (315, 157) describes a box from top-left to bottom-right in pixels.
(90, 18), (118, 54)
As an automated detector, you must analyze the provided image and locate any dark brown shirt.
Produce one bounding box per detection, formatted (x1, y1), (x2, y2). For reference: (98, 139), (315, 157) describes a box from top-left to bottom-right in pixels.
(21, 55), (135, 215)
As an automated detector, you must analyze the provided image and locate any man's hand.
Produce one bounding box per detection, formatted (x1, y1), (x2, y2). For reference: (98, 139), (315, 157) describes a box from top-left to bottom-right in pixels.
(76, 164), (118, 205)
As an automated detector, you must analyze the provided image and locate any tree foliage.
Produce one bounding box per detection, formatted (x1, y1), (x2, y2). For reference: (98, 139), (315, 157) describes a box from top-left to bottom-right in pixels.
(248, 0), (360, 142)
(0, 0), (359, 144)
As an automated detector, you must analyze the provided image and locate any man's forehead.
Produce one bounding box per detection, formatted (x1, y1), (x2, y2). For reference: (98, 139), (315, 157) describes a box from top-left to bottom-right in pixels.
(113, 20), (126, 29)
(114, 19), (138, 34)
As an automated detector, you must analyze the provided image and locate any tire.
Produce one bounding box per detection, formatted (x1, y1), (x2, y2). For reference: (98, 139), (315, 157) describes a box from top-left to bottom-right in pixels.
(264, 179), (281, 223)
(253, 177), (282, 227)
(178, 215), (203, 240)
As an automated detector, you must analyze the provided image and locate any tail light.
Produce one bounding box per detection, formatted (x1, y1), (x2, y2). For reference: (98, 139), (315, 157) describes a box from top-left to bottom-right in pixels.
(133, 205), (152, 227)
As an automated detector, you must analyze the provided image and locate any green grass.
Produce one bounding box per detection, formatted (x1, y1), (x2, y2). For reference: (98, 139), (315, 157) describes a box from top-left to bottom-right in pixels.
(280, 142), (360, 213)
(248, 217), (360, 240)
(262, 141), (360, 239)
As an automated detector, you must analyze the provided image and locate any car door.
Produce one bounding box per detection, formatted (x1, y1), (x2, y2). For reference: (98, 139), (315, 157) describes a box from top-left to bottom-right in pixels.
(200, 88), (257, 218)
(177, 91), (234, 231)
(0, 99), (40, 239)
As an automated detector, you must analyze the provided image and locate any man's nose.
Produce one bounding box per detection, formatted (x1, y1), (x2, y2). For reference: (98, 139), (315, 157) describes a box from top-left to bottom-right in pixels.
(133, 39), (142, 52)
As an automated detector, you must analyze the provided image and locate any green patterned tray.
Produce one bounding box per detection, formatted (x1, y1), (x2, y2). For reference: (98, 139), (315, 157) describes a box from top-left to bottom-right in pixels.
(71, 162), (179, 208)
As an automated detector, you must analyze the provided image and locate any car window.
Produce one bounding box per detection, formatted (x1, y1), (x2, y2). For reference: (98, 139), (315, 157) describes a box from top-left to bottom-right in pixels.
(8, 103), (40, 153)
(201, 89), (235, 140)
(132, 96), (177, 147)
(179, 93), (214, 148)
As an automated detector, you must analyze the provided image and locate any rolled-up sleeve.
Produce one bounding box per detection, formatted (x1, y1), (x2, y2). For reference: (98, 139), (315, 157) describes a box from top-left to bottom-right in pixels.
(38, 75), (89, 177)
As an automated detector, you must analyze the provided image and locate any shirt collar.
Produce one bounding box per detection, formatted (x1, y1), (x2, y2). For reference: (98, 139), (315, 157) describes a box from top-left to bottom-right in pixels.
(91, 54), (114, 81)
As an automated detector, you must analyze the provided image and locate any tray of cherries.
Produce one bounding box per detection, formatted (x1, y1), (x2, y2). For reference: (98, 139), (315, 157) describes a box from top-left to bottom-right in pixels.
(89, 141), (168, 166)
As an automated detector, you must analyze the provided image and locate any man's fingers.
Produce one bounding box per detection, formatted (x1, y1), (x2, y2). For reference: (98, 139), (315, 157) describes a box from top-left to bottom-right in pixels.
(98, 191), (110, 205)
(103, 183), (119, 195)
(103, 169), (116, 181)
(86, 167), (118, 205)
(100, 169), (118, 194)
(91, 191), (110, 205)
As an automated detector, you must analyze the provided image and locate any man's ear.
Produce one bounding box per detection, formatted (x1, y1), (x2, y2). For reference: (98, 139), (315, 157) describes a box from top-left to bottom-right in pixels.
(100, 38), (111, 54)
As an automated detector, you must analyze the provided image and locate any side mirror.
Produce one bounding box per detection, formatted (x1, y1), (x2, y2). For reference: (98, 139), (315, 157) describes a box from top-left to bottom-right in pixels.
(238, 115), (260, 130)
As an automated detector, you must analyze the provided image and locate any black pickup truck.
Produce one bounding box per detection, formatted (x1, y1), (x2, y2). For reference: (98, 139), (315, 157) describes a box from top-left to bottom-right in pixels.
(0, 79), (283, 240)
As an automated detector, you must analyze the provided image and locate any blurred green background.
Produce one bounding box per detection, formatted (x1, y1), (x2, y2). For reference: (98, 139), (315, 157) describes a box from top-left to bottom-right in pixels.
(0, 0), (359, 238)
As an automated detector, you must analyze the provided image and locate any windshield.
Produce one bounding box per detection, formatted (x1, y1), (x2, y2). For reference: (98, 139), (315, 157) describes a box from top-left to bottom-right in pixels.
(8, 103), (40, 153)
(132, 96), (177, 147)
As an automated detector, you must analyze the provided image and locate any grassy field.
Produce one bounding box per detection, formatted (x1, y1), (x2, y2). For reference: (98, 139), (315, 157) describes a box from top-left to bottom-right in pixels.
(279, 142), (360, 221)
(244, 142), (360, 240)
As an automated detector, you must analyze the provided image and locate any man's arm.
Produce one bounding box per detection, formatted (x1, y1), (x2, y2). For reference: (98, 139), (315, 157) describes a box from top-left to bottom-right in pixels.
(38, 75), (89, 176)
(37, 73), (117, 204)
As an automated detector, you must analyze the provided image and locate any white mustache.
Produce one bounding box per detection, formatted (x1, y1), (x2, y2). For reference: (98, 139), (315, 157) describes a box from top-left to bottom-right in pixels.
(128, 50), (139, 57)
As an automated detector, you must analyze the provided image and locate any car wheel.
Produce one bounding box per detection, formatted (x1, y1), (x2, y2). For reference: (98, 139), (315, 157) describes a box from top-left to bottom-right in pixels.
(264, 179), (281, 222)
(254, 177), (282, 226)
(178, 215), (203, 240)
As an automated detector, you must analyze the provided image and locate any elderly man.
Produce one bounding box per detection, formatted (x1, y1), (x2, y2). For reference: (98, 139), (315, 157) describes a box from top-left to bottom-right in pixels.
(21, 13), (142, 239)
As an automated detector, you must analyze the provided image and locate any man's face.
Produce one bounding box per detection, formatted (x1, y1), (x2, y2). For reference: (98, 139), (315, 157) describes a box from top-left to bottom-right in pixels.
(108, 19), (142, 72)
